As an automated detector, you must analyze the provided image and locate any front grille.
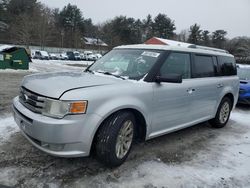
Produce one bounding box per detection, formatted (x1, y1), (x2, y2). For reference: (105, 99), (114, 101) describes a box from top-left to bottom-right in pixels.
(19, 87), (45, 114)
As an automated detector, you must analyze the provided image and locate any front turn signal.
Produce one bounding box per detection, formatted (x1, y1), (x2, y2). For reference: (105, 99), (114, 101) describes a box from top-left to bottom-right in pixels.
(70, 101), (88, 114)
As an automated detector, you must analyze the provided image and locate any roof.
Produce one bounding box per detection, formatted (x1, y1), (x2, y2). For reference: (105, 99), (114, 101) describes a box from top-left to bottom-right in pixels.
(145, 37), (192, 48)
(83, 37), (108, 46)
(115, 44), (233, 57)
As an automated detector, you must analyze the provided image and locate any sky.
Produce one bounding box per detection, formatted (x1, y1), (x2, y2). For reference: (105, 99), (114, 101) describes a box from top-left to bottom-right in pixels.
(39, 0), (250, 38)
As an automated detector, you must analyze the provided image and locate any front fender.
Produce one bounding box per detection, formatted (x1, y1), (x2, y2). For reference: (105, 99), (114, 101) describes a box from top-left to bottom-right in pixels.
(84, 97), (151, 153)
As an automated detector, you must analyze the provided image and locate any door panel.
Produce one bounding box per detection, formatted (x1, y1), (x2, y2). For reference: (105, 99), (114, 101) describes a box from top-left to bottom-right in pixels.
(151, 80), (195, 134)
(188, 77), (220, 120)
(190, 54), (220, 120)
(150, 52), (194, 135)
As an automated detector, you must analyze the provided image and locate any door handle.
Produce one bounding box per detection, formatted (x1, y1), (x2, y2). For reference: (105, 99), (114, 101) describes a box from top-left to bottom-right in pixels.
(217, 83), (224, 88)
(187, 88), (195, 94)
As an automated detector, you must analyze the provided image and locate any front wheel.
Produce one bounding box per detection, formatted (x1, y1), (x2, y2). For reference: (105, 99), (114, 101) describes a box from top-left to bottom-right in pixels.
(95, 111), (135, 167)
(209, 97), (232, 128)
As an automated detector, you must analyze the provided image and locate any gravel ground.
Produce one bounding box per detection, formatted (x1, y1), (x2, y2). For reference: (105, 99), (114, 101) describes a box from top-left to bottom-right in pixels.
(0, 61), (250, 188)
(0, 72), (30, 114)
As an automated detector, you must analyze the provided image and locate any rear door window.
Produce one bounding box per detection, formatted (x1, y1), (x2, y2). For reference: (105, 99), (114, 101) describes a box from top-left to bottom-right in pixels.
(193, 55), (215, 78)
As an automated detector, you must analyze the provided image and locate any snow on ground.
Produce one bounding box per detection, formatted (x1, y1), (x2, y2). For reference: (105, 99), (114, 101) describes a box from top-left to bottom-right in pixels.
(0, 115), (18, 143)
(0, 109), (250, 187)
(32, 59), (93, 66)
(30, 59), (93, 72)
(70, 109), (250, 188)
(113, 111), (250, 188)
(238, 64), (250, 68)
(0, 59), (93, 73)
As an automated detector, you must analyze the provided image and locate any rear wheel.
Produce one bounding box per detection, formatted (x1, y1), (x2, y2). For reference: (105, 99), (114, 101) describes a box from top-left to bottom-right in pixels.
(209, 97), (232, 128)
(95, 111), (135, 167)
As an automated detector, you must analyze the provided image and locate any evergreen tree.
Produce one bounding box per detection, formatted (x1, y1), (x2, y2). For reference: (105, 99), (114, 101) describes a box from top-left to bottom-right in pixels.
(58, 3), (85, 48)
(188, 23), (202, 44)
(153, 13), (176, 39)
(142, 14), (153, 41)
(201, 30), (210, 46)
(212, 30), (227, 49)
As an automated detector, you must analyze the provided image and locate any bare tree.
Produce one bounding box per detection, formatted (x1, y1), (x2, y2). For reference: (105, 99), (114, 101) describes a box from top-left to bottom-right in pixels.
(177, 29), (189, 42)
(11, 13), (34, 46)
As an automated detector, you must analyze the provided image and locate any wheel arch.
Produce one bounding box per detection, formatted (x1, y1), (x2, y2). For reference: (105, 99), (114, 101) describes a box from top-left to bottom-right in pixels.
(223, 93), (234, 106)
(90, 107), (147, 155)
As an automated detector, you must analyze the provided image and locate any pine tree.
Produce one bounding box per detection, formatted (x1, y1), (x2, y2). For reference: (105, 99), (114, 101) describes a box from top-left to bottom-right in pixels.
(153, 13), (176, 39)
(188, 23), (202, 44)
(212, 30), (227, 49)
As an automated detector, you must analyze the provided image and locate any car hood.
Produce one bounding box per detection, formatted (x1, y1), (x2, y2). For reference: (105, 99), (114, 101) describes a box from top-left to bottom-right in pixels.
(22, 72), (125, 99)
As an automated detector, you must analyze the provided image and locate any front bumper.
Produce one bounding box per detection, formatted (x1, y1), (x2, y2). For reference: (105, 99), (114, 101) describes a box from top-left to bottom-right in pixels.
(12, 97), (102, 157)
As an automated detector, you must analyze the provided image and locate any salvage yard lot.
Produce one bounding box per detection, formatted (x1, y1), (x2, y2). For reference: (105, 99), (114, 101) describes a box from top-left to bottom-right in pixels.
(0, 60), (250, 188)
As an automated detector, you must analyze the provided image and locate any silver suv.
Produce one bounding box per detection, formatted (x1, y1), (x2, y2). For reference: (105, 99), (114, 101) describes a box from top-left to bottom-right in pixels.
(13, 44), (239, 167)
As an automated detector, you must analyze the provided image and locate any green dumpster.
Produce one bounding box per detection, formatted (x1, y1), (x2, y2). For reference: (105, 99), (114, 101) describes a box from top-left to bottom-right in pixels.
(0, 45), (31, 70)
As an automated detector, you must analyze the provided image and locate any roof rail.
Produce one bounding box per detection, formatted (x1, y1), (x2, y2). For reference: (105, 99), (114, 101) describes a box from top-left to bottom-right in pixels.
(188, 44), (229, 54)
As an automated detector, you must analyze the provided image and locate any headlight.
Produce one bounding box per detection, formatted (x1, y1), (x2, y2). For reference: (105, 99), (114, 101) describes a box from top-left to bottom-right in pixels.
(42, 98), (88, 118)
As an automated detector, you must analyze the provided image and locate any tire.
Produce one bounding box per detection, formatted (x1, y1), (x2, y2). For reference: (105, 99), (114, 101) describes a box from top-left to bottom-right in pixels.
(209, 97), (232, 128)
(95, 111), (135, 167)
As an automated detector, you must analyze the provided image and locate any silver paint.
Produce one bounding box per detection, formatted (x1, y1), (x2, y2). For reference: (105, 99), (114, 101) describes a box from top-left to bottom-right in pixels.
(12, 45), (239, 157)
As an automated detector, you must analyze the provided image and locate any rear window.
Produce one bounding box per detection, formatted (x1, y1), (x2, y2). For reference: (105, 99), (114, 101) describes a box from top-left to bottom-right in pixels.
(218, 56), (237, 76)
(193, 55), (215, 78)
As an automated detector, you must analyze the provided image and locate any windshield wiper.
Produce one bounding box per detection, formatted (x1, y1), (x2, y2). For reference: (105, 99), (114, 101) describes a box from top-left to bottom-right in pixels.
(96, 71), (126, 80)
(85, 69), (94, 74)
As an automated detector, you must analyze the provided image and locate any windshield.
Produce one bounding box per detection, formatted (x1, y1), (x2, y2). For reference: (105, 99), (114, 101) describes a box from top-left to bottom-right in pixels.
(237, 68), (250, 80)
(89, 49), (163, 80)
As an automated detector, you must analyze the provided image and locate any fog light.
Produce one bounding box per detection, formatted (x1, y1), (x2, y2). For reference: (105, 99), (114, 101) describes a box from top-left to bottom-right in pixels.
(41, 142), (64, 151)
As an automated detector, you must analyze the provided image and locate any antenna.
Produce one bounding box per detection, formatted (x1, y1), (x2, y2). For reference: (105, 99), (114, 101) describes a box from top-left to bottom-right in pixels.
(188, 44), (229, 54)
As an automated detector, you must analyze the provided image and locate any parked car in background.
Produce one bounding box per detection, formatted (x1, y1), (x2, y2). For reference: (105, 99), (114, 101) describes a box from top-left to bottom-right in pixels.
(13, 44), (238, 167)
(95, 53), (103, 59)
(66, 51), (81, 61)
(58, 53), (68, 60)
(88, 54), (97, 61)
(49, 53), (58, 60)
(83, 51), (93, 61)
(66, 51), (75, 60)
(32, 50), (49, 60)
(81, 52), (101, 61)
(237, 67), (250, 104)
(80, 53), (85, 60)
(73, 51), (81, 60)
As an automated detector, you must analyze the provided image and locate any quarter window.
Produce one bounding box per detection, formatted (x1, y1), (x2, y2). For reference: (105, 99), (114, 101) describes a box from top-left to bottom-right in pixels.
(193, 55), (215, 78)
(160, 52), (191, 79)
(218, 56), (237, 76)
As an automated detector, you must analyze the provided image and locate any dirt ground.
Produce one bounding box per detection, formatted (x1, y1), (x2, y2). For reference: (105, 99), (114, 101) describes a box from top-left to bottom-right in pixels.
(0, 66), (250, 188)
(0, 72), (31, 114)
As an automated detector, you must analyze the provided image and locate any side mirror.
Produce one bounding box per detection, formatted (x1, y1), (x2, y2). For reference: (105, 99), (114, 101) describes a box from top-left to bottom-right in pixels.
(155, 74), (182, 83)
